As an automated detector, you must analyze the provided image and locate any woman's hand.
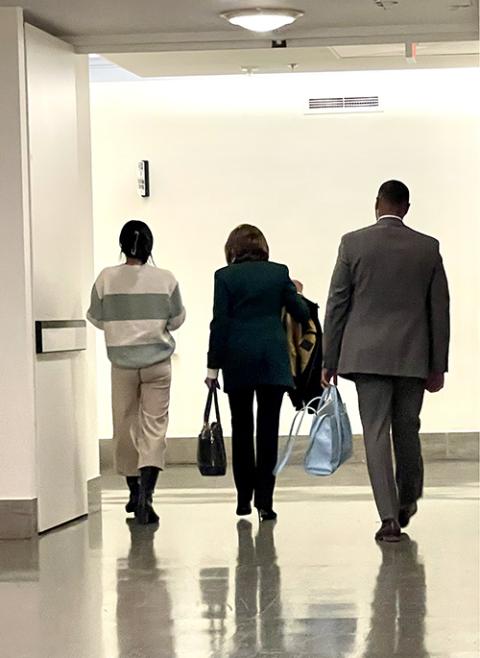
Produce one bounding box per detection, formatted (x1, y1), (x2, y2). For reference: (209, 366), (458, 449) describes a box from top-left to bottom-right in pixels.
(292, 279), (304, 294)
(205, 377), (220, 391)
(425, 372), (444, 393)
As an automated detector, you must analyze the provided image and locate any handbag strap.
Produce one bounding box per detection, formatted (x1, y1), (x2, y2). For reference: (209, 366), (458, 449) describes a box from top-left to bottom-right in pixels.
(274, 386), (346, 476)
(275, 389), (330, 476)
(307, 384), (343, 412)
(204, 388), (221, 425)
(304, 386), (330, 414)
(317, 386), (344, 446)
(324, 385), (342, 432)
(273, 406), (307, 476)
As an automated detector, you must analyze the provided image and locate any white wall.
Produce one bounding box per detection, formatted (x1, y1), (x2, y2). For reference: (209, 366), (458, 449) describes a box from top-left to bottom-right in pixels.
(75, 56), (100, 483)
(0, 8), (37, 500)
(25, 25), (98, 530)
(90, 68), (480, 438)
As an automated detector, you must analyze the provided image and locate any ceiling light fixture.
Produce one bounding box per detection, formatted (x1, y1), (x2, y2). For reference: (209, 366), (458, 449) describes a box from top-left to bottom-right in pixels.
(221, 8), (304, 33)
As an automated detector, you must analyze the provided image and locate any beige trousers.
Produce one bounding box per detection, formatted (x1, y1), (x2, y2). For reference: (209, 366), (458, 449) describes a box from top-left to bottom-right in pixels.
(111, 360), (171, 476)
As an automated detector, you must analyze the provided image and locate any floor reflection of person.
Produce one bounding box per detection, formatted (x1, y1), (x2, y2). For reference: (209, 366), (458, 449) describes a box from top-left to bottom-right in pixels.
(199, 566), (229, 656)
(116, 520), (176, 658)
(232, 519), (285, 656)
(364, 539), (428, 657)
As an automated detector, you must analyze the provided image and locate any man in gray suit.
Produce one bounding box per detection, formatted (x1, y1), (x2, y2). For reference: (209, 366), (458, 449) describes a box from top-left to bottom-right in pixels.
(322, 180), (450, 542)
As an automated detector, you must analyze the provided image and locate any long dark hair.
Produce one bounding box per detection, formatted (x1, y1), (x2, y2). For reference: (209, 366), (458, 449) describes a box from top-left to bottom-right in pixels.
(119, 220), (153, 264)
(225, 224), (269, 265)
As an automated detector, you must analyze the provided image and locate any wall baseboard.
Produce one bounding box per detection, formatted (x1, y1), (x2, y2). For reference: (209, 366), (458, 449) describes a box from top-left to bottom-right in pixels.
(0, 477), (102, 539)
(0, 498), (37, 539)
(100, 431), (479, 473)
(88, 476), (102, 514)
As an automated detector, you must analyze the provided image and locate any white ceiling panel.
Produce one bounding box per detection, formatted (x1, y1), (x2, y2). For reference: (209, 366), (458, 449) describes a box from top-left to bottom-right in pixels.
(332, 40), (480, 58)
(0, 0), (478, 52)
(96, 44), (478, 79)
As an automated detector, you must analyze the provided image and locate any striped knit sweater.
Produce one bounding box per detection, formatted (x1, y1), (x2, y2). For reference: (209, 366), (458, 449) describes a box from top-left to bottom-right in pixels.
(87, 264), (186, 368)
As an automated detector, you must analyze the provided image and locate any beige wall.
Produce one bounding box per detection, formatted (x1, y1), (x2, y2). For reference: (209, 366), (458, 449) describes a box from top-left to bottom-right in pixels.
(0, 8), (36, 499)
(90, 68), (480, 438)
(75, 56), (100, 483)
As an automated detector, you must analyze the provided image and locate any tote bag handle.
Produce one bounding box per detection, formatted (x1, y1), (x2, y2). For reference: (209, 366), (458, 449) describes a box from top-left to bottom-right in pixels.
(274, 388), (330, 476)
(273, 406), (308, 476)
(204, 388), (221, 425)
(306, 384), (343, 413)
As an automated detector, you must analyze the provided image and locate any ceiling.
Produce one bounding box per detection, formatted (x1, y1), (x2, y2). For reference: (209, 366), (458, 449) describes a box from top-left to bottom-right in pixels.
(1, 0), (478, 53)
(94, 41), (479, 78)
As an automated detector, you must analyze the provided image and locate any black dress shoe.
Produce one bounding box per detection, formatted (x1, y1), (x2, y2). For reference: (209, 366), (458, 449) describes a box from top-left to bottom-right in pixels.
(236, 505), (252, 516)
(399, 502), (418, 528)
(375, 519), (401, 543)
(258, 509), (277, 522)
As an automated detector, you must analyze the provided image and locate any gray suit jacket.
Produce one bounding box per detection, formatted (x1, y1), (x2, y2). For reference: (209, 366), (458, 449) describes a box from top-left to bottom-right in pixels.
(323, 217), (450, 379)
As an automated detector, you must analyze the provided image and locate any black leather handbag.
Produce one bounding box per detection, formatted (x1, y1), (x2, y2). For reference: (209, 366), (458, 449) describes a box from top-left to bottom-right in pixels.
(197, 388), (227, 476)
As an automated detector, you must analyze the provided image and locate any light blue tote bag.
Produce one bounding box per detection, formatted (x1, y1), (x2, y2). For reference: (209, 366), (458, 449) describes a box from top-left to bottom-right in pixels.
(274, 385), (353, 476)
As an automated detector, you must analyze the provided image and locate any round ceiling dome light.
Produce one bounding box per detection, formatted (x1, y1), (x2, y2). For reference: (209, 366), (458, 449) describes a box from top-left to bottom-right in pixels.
(221, 8), (304, 33)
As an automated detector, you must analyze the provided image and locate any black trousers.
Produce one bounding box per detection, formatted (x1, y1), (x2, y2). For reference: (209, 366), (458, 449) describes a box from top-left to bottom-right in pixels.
(228, 386), (284, 511)
(354, 375), (425, 521)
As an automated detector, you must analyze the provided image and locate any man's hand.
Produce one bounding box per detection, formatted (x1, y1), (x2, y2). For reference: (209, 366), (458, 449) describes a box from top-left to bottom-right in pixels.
(425, 372), (445, 393)
(321, 368), (338, 388)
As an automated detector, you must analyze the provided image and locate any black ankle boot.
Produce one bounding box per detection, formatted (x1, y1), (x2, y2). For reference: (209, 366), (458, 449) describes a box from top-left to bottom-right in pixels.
(236, 504), (252, 517)
(125, 476), (139, 514)
(136, 466), (160, 525)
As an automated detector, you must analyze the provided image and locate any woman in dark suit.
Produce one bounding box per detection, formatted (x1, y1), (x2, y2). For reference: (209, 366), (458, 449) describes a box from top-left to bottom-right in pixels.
(206, 225), (309, 521)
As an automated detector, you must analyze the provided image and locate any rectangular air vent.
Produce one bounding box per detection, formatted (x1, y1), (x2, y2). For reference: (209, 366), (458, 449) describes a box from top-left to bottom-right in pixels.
(344, 96), (379, 108)
(307, 96), (381, 114)
(309, 97), (344, 110)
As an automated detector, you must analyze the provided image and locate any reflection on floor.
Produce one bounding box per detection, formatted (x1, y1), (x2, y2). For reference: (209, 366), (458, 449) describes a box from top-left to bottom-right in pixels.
(0, 463), (478, 658)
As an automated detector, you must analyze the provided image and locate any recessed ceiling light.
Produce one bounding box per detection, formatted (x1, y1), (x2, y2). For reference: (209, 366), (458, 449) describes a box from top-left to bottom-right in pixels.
(221, 8), (304, 33)
(373, 0), (399, 8)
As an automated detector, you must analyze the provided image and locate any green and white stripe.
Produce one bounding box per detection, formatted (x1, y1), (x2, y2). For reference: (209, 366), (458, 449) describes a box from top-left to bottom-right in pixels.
(87, 264), (185, 368)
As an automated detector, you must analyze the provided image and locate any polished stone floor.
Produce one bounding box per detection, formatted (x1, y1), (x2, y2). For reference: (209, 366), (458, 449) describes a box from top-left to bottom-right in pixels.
(0, 463), (478, 658)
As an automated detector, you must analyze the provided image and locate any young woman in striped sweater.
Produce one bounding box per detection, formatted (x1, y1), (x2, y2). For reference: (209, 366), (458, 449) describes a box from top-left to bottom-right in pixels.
(88, 220), (185, 524)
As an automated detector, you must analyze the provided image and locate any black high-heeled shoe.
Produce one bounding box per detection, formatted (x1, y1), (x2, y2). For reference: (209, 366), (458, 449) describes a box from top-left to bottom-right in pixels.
(236, 504), (252, 516)
(258, 509), (277, 522)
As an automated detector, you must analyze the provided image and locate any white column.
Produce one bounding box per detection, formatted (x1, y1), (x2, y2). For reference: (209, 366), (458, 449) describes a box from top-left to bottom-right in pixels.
(0, 9), (99, 538)
(25, 24), (99, 532)
(0, 8), (37, 536)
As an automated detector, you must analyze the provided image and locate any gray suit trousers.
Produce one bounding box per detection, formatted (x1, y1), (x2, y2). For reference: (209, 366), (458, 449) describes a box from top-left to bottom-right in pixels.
(354, 375), (425, 521)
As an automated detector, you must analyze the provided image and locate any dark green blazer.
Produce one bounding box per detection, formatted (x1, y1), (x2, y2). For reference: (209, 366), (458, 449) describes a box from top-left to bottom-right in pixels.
(207, 260), (309, 393)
